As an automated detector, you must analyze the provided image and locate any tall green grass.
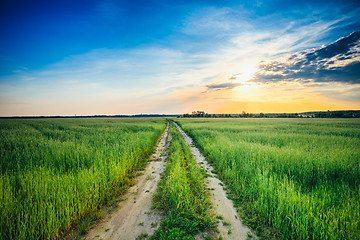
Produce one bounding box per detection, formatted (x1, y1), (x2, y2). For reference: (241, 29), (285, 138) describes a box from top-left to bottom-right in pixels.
(177, 118), (360, 239)
(0, 118), (165, 240)
(152, 123), (215, 239)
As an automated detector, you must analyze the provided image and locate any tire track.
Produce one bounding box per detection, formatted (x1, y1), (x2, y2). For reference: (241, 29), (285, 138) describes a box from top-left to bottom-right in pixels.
(83, 122), (171, 240)
(174, 122), (255, 240)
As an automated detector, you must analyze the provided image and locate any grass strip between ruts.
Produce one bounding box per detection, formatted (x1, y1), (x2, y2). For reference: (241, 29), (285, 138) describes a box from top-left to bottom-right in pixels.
(151, 123), (216, 240)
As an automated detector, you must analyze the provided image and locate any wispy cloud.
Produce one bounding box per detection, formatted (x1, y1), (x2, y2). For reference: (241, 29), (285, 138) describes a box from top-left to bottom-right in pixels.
(179, 7), (252, 37)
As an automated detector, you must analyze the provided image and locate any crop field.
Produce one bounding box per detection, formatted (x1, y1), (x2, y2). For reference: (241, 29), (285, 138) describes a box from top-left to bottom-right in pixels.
(0, 118), (165, 240)
(176, 118), (360, 239)
(1, 117), (359, 240)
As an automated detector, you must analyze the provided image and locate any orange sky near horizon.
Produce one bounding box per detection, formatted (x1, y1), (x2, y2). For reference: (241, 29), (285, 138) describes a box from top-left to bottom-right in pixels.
(174, 77), (360, 114)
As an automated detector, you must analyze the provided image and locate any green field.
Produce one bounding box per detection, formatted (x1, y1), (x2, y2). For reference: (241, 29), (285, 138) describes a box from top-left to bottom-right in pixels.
(1, 118), (359, 240)
(177, 118), (360, 239)
(0, 118), (165, 240)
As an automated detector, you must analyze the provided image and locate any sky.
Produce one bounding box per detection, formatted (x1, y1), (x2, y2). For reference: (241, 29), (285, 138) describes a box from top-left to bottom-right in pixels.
(0, 0), (359, 116)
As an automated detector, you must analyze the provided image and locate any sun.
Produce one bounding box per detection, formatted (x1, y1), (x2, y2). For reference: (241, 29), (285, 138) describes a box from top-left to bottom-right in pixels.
(231, 65), (257, 84)
(228, 65), (258, 93)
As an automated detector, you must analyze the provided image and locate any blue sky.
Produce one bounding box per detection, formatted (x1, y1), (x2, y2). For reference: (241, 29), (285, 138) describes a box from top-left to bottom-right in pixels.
(0, 0), (359, 115)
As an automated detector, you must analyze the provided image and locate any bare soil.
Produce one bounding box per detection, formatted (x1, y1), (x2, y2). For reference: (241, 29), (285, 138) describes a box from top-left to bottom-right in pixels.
(174, 122), (255, 240)
(83, 123), (170, 240)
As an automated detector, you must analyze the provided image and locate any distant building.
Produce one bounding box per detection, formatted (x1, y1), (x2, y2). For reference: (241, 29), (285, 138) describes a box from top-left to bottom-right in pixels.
(192, 111), (205, 115)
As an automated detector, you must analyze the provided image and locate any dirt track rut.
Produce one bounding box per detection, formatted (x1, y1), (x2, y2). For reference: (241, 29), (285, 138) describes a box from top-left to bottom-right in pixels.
(174, 122), (254, 240)
(83, 123), (170, 240)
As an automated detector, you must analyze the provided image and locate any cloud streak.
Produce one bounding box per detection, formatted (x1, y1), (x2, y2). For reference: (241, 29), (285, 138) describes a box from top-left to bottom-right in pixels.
(206, 82), (242, 90)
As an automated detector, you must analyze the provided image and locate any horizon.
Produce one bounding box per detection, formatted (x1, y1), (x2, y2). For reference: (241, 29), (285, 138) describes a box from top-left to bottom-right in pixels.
(1, 0), (360, 116)
(2, 109), (360, 118)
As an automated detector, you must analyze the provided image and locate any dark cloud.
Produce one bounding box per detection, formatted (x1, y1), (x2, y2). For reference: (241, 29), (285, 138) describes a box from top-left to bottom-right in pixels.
(306, 31), (360, 60)
(253, 31), (360, 84)
(206, 82), (241, 90)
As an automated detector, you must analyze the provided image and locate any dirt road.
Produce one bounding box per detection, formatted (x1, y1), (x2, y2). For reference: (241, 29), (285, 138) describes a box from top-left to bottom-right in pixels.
(83, 123), (170, 240)
(174, 122), (255, 240)
(83, 121), (254, 240)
